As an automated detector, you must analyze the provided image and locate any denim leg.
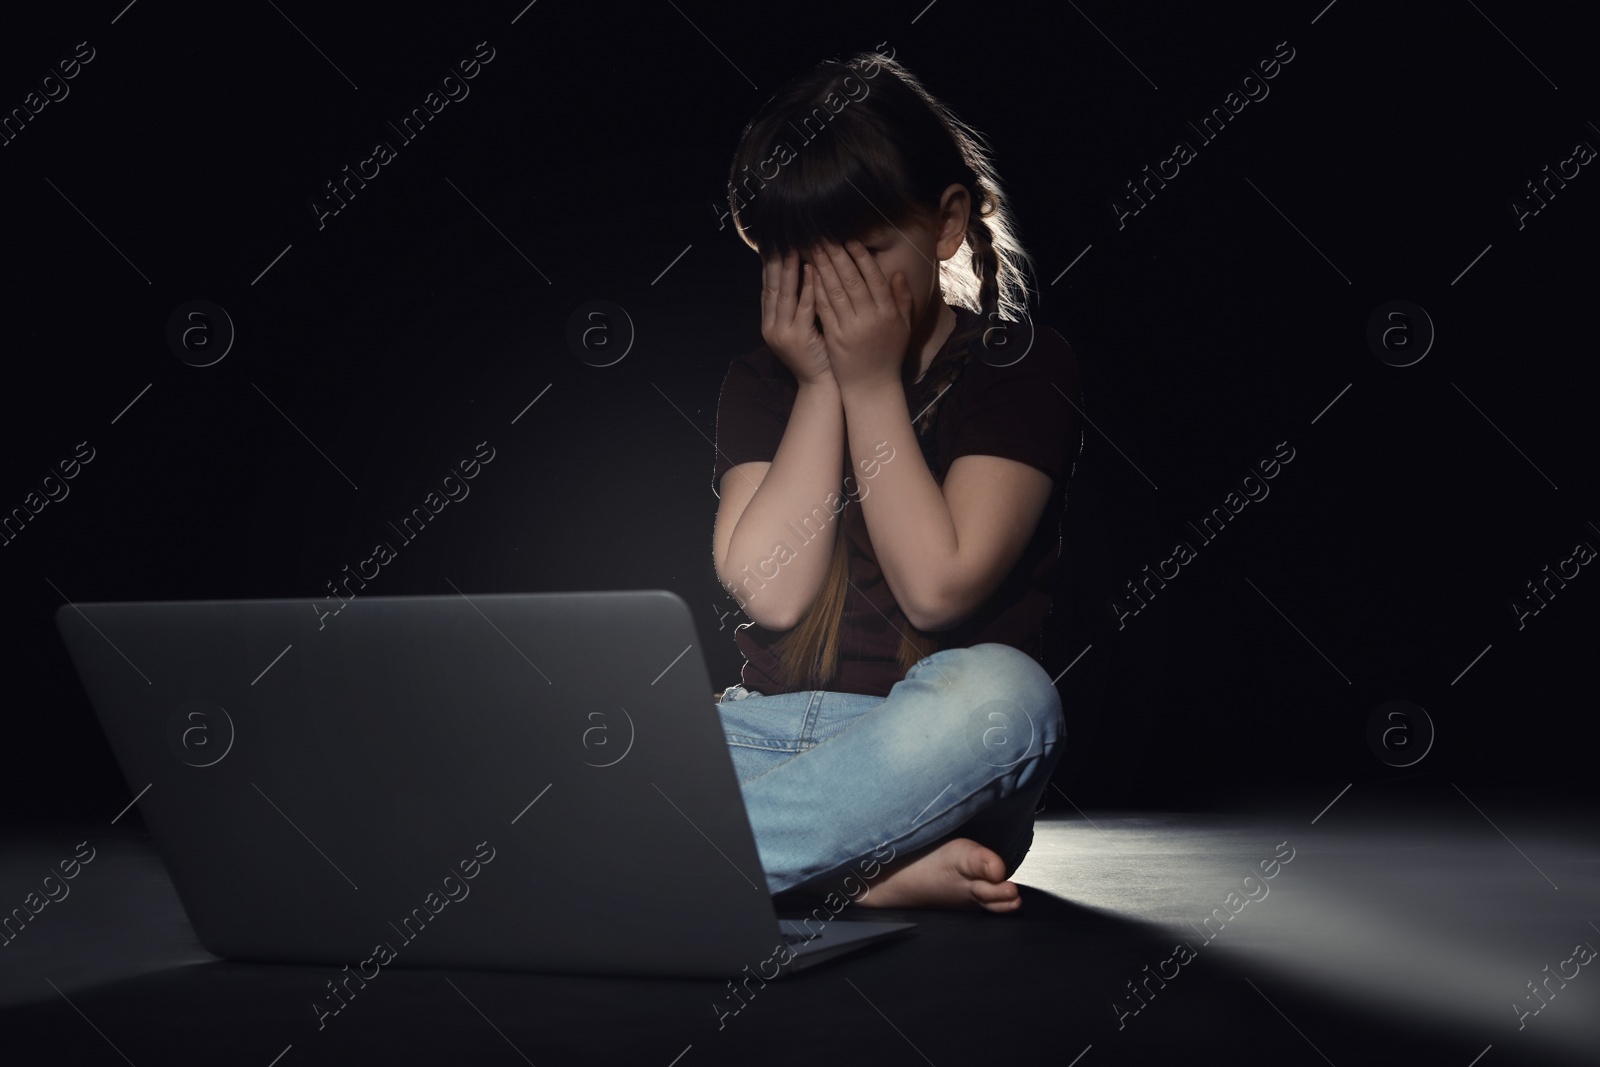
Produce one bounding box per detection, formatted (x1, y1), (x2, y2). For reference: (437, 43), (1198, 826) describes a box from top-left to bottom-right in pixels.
(720, 643), (1065, 895)
(716, 687), (886, 784)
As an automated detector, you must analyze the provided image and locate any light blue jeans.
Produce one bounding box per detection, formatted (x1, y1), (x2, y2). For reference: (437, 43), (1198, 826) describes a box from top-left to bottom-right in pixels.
(715, 643), (1065, 896)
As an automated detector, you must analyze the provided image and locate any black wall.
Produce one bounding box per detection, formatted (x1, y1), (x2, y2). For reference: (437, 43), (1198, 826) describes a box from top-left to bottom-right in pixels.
(3, 0), (1595, 824)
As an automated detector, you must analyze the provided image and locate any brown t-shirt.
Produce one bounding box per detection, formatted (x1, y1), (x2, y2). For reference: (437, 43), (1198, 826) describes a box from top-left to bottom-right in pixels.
(712, 303), (1083, 697)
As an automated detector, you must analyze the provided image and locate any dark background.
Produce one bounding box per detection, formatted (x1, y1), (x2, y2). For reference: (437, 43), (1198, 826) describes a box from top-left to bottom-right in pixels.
(3, 0), (1595, 825)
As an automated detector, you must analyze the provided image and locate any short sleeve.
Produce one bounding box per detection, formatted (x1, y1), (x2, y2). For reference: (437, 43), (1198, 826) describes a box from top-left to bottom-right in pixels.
(712, 348), (796, 499)
(945, 326), (1081, 484)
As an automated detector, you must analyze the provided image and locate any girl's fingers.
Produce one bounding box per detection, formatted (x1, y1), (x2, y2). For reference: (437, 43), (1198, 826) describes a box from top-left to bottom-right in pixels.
(760, 249), (802, 335)
(846, 239), (892, 307)
(812, 266), (839, 331)
(809, 243), (855, 317)
(824, 239), (875, 314)
(759, 253), (774, 330)
(778, 248), (799, 319)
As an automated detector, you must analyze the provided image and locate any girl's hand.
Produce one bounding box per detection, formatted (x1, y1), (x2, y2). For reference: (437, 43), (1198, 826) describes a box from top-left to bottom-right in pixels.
(759, 248), (833, 386)
(809, 238), (913, 391)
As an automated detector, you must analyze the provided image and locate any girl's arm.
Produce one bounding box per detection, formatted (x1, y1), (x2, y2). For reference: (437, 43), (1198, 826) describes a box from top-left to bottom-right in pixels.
(807, 237), (1054, 631)
(839, 380), (1053, 632)
(713, 375), (847, 631)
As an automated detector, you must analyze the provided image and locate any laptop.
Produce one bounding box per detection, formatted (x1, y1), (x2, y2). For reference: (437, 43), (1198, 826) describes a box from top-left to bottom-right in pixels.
(55, 589), (915, 978)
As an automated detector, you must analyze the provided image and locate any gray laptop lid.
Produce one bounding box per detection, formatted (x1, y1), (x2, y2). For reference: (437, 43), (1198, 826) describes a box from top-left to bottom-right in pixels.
(55, 590), (910, 979)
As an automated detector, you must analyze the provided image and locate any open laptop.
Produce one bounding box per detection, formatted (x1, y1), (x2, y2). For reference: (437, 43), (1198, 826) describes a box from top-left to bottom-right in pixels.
(55, 590), (915, 978)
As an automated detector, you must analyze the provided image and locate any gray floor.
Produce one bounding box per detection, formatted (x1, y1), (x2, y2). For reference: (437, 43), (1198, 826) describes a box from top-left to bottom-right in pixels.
(1015, 791), (1600, 1064)
(3, 783), (1596, 1065)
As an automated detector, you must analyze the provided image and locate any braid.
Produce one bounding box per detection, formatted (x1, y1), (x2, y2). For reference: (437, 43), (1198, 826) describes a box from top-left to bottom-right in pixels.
(908, 191), (1003, 438)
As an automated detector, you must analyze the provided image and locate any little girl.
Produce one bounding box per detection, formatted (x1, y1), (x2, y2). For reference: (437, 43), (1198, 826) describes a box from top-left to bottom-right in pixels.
(711, 50), (1082, 912)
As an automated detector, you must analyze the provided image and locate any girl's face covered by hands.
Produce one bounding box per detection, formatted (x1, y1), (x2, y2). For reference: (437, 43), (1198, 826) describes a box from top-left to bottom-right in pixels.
(801, 214), (938, 344)
(797, 186), (969, 388)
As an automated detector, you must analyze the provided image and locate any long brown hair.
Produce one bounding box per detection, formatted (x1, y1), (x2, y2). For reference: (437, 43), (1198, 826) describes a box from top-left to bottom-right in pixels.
(725, 51), (1036, 690)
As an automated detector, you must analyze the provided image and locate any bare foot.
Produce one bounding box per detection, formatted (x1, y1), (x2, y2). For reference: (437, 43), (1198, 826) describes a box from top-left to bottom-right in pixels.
(853, 838), (1021, 913)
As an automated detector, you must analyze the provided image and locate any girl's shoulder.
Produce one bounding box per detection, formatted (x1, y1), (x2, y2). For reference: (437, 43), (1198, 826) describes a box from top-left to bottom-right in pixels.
(955, 315), (1079, 394)
(938, 319), (1083, 483)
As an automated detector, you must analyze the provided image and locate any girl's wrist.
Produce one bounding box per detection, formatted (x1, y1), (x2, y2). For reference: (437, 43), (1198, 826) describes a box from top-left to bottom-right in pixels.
(836, 374), (903, 404)
(796, 373), (842, 396)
